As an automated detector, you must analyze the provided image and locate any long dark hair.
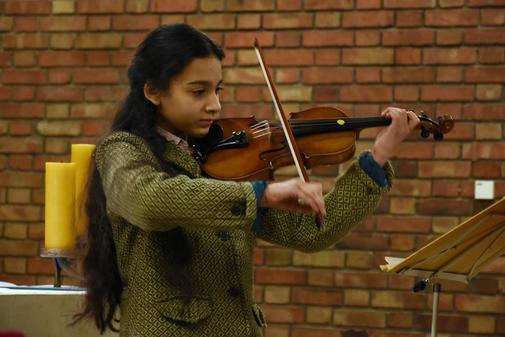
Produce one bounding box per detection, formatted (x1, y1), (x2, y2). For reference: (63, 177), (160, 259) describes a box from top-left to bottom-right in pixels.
(73, 24), (225, 333)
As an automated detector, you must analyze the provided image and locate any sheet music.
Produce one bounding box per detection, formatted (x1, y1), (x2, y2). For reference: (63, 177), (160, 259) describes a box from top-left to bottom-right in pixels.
(0, 281), (85, 295)
(385, 256), (405, 265)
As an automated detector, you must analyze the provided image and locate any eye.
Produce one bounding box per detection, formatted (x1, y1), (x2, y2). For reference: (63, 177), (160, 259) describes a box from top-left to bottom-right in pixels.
(215, 86), (223, 95)
(192, 89), (206, 96)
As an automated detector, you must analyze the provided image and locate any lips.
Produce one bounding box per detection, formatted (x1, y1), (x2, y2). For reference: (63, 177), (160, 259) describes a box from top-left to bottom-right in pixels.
(199, 119), (214, 126)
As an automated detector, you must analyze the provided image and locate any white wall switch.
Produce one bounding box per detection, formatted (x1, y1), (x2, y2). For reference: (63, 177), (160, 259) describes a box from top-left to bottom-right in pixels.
(474, 180), (494, 200)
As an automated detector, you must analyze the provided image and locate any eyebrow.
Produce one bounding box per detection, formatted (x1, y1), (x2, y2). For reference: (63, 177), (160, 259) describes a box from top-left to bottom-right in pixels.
(187, 80), (223, 86)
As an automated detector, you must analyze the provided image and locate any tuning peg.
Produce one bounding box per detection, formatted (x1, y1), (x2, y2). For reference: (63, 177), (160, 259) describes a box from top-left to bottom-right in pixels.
(434, 132), (444, 141)
(420, 110), (428, 118)
(420, 128), (430, 139)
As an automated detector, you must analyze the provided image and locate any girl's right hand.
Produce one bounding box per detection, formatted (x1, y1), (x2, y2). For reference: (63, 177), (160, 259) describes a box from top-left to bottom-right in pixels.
(260, 178), (326, 222)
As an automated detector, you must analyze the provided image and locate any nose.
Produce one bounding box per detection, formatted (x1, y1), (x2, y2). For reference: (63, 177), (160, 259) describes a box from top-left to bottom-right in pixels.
(205, 92), (221, 115)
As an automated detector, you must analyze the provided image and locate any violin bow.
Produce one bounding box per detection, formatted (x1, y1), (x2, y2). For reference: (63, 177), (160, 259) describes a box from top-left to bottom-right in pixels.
(253, 39), (323, 229)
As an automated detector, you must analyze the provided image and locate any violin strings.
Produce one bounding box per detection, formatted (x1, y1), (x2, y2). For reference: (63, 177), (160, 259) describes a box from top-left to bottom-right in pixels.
(288, 117), (386, 126)
(251, 120), (272, 139)
(249, 117), (389, 139)
(252, 131), (271, 139)
(251, 117), (385, 129)
(250, 120), (269, 130)
(251, 121), (270, 134)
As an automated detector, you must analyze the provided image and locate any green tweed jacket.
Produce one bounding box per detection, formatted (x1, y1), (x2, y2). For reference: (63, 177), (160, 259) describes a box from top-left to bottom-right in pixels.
(95, 131), (394, 337)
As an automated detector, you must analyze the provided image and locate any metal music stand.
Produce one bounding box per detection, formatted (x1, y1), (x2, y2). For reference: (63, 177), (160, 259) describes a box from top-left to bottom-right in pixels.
(380, 197), (505, 337)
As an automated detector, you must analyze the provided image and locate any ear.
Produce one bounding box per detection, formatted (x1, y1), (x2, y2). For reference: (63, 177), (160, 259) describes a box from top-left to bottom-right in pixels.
(143, 82), (160, 106)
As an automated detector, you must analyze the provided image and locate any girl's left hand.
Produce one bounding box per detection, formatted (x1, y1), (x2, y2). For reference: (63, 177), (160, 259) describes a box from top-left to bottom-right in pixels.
(371, 107), (420, 166)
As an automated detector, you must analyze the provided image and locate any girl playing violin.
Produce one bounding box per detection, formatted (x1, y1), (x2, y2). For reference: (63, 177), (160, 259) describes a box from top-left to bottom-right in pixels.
(75, 24), (419, 337)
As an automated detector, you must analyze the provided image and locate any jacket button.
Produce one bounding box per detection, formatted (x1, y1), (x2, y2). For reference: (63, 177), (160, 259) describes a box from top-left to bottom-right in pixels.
(230, 202), (246, 216)
(228, 286), (241, 298)
(217, 230), (231, 241)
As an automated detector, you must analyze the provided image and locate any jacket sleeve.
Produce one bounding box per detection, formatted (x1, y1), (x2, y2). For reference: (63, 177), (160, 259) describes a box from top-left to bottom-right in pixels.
(256, 160), (394, 253)
(95, 132), (257, 232)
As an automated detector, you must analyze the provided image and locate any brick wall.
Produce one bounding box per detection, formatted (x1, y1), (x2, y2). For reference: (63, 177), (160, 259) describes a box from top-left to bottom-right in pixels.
(0, 0), (504, 336)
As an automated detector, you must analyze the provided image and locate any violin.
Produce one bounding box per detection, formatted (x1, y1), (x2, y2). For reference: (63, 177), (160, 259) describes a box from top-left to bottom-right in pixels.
(192, 40), (455, 182)
(192, 107), (454, 181)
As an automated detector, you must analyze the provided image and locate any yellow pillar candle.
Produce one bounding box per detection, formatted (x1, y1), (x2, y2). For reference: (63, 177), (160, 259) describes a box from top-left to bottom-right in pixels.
(71, 144), (96, 236)
(45, 162), (76, 250)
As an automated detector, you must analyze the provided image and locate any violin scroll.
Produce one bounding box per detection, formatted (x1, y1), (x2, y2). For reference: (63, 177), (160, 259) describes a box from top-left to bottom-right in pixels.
(417, 111), (455, 141)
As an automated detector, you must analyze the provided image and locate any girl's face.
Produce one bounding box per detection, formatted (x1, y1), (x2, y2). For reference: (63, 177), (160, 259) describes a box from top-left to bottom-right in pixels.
(145, 56), (223, 139)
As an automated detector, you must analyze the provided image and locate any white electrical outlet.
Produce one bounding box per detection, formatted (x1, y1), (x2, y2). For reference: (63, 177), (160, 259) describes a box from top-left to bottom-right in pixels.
(474, 180), (494, 200)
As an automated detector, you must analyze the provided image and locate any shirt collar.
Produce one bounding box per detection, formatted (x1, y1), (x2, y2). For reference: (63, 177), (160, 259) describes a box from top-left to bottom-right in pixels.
(156, 126), (192, 155)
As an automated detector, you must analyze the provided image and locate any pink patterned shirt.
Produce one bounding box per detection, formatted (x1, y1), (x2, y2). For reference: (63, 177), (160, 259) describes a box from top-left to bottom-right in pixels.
(156, 126), (192, 155)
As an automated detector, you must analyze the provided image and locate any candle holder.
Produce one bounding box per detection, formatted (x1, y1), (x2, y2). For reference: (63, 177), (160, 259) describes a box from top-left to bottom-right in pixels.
(40, 237), (87, 288)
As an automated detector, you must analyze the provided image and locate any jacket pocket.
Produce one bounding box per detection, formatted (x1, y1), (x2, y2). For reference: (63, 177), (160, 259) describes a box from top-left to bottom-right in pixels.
(155, 296), (213, 324)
